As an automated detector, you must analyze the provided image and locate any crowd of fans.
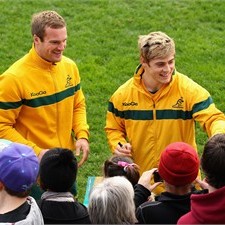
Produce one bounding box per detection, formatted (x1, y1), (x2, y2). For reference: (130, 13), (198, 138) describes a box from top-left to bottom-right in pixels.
(1, 134), (225, 224)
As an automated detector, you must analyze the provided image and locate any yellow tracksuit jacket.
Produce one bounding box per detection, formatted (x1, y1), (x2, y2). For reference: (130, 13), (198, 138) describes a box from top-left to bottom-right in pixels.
(105, 64), (225, 175)
(0, 46), (89, 155)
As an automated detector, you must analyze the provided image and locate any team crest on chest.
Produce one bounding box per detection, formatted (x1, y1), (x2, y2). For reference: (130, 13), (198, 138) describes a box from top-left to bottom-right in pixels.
(172, 97), (184, 108)
(65, 75), (73, 88)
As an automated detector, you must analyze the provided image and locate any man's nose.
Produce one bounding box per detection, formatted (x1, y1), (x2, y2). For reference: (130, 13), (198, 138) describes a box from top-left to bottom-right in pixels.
(57, 42), (66, 51)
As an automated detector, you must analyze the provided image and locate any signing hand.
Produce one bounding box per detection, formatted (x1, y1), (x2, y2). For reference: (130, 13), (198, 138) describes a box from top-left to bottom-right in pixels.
(114, 142), (132, 157)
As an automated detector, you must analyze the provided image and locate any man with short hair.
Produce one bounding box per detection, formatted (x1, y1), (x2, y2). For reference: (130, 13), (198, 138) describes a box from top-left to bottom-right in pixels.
(0, 10), (89, 165)
(0, 140), (44, 224)
(0, 10), (89, 199)
(105, 31), (225, 187)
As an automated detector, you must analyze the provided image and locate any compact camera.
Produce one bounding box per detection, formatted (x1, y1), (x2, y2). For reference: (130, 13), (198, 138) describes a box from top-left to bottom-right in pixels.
(153, 170), (163, 182)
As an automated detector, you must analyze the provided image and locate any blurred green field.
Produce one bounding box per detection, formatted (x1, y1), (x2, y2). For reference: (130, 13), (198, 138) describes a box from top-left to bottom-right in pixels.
(1, 0), (225, 201)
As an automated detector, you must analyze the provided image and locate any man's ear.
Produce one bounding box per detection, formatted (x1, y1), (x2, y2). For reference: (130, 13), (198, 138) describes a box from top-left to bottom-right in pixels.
(33, 34), (40, 45)
(140, 55), (145, 64)
(140, 56), (149, 66)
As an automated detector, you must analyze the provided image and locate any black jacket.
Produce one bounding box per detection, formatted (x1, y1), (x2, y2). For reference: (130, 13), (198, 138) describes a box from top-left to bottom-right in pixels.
(134, 184), (151, 208)
(136, 191), (192, 224)
(37, 199), (91, 224)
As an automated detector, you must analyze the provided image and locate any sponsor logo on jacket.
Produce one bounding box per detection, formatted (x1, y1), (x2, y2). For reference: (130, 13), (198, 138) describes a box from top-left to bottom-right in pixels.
(122, 101), (138, 106)
(30, 91), (46, 97)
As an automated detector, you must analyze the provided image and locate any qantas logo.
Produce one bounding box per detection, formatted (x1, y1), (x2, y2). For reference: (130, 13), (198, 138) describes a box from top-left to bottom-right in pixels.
(30, 91), (46, 97)
(122, 101), (138, 106)
(172, 97), (184, 108)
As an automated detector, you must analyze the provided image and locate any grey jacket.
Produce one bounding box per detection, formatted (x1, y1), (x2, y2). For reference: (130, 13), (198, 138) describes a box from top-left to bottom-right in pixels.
(0, 196), (44, 225)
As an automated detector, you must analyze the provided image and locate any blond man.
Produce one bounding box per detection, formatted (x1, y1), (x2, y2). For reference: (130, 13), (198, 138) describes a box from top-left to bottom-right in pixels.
(105, 31), (225, 190)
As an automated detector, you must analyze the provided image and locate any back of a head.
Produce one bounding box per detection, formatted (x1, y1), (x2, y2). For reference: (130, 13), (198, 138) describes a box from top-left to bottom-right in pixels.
(31, 10), (66, 41)
(201, 134), (225, 189)
(138, 31), (175, 62)
(158, 142), (200, 186)
(88, 176), (137, 224)
(103, 155), (140, 186)
(39, 148), (77, 192)
(0, 141), (39, 195)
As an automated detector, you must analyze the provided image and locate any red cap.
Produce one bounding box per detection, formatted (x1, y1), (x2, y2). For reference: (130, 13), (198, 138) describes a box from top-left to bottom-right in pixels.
(158, 142), (199, 186)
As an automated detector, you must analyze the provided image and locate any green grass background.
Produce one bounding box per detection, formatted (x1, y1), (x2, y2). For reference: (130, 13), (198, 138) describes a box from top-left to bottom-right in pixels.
(1, 0), (225, 201)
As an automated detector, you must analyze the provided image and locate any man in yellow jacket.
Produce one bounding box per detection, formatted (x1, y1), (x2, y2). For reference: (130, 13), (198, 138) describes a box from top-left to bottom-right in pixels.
(0, 10), (89, 163)
(105, 31), (225, 184)
(0, 11), (89, 198)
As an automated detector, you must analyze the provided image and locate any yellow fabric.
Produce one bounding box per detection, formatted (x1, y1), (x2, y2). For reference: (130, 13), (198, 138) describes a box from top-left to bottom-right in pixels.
(105, 65), (225, 178)
(0, 46), (89, 155)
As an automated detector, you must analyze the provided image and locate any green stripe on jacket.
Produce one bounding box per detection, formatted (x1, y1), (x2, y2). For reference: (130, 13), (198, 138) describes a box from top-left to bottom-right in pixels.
(0, 84), (80, 109)
(108, 96), (213, 120)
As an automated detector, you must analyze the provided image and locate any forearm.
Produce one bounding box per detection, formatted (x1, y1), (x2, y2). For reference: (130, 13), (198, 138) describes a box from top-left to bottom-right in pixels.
(134, 184), (151, 208)
(0, 124), (42, 155)
(72, 92), (89, 139)
(209, 119), (225, 137)
(196, 106), (225, 137)
(105, 112), (127, 152)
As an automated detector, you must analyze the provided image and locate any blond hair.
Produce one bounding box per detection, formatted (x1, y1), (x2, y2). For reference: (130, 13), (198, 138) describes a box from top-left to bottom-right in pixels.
(31, 10), (66, 41)
(138, 31), (175, 62)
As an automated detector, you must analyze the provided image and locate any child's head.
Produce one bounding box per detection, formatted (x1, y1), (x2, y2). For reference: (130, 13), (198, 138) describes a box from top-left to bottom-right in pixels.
(103, 155), (140, 186)
(158, 142), (199, 186)
(39, 148), (77, 192)
(0, 141), (39, 197)
(201, 133), (225, 189)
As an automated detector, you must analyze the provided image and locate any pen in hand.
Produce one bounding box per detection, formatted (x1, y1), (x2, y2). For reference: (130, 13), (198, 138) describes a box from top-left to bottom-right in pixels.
(117, 142), (132, 157)
(118, 142), (123, 147)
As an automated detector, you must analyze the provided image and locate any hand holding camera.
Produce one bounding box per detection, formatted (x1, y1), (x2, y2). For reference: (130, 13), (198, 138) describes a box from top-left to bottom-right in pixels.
(138, 168), (163, 192)
(153, 170), (163, 183)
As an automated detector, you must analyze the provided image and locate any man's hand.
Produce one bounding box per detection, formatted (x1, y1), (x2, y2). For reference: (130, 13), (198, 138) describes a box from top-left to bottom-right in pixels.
(114, 142), (132, 157)
(75, 138), (90, 167)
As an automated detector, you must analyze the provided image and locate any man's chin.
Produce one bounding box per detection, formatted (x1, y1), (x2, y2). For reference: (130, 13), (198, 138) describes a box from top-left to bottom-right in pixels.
(52, 53), (63, 62)
(52, 57), (62, 63)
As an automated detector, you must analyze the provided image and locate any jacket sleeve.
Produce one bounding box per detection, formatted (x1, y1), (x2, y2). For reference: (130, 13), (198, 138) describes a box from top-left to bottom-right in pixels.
(190, 82), (225, 137)
(134, 184), (151, 208)
(71, 66), (89, 140)
(194, 100), (225, 137)
(0, 73), (42, 155)
(105, 100), (127, 152)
